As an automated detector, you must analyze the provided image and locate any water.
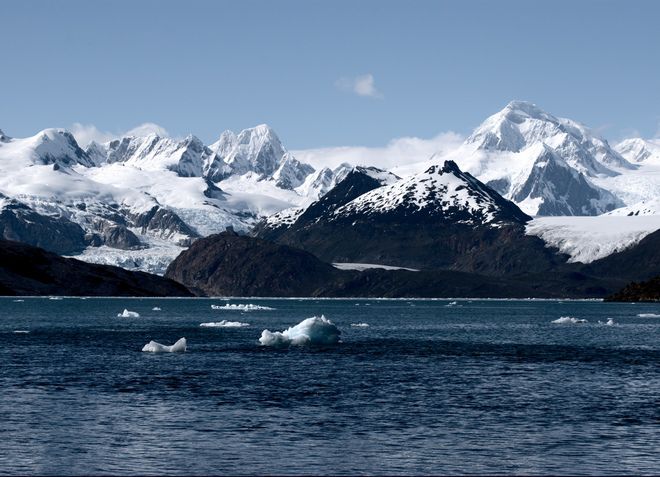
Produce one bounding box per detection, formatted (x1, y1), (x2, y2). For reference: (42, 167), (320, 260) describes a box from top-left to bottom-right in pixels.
(1, 298), (660, 475)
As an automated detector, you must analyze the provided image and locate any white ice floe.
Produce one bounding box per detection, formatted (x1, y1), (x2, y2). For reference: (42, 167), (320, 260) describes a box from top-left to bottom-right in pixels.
(117, 309), (140, 318)
(552, 316), (588, 324)
(152, 307), (162, 311)
(259, 315), (341, 347)
(211, 304), (275, 311)
(142, 337), (187, 353)
(351, 323), (370, 328)
(13, 299), (24, 302)
(446, 301), (459, 307)
(13, 330), (29, 334)
(200, 320), (250, 328)
(637, 313), (660, 318)
(48, 297), (63, 300)
(598, 318), (617, 326)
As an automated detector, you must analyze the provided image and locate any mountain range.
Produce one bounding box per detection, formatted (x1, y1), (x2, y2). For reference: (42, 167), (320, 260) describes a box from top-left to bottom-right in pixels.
(1, 101), (659, 276)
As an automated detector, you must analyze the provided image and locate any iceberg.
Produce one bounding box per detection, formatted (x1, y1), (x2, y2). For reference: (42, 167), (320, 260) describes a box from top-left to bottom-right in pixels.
(598, 318), (617, 326)
(351, 323), (370, 328)
(118, 309), (140, 318)
(152, 307), (162, 311)
(259, 315), (341, 348)
(637, 313), (660, 318)
(200, 320), (249, 328)
(211, 304), (275, 311)
(552, 316), (588, 324)
(12, 299), (24, 302)
(13, 330), (29, 334)
(142, 337), (187, 353)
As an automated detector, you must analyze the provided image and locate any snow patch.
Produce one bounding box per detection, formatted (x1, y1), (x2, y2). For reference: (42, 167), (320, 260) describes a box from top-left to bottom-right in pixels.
(332, 262), (420, 272)
(259, 315), (341, 347)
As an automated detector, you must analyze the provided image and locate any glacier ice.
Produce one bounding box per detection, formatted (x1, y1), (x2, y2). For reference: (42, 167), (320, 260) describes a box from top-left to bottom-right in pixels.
(118, 309), (140, 318)
(142, 337), (187, 353)
(200, 320), (250, 328)
(552, 316), (588, 324)
(259, 315), (341, 347)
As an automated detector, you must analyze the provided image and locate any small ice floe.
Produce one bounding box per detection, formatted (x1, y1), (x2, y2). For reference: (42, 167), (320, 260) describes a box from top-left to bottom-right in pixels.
(598, 318), (617, 326)
(142, 337), (187, 353)
(13, 330), (29, 334)
(637, 313), (660, 318)
(552, 316), (588, 324)
(12, 299), (24, 302)
(152, 307), (162, 311)
(211, 304), (275, 311)
(200, 320), (249, 328)
(351, 323), (370, 328)
(259, 315), (340, 348)
(117, 309), (140, 318)
(48, 297), (63, 301)
(445, 301), (460, 307)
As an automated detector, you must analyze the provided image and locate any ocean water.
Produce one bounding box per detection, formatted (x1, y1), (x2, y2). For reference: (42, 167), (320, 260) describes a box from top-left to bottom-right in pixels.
(1, 297), (660, 475)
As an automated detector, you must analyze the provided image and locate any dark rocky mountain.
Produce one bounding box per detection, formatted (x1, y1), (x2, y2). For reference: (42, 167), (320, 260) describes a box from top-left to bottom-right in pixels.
(604, 276), (660, 302)
(164, 231), (623, 298)
(0, 240), (192, 296)
(0, 195), (88, 255)
(256, 161), (567, 276)
(165, 230), (345, 297)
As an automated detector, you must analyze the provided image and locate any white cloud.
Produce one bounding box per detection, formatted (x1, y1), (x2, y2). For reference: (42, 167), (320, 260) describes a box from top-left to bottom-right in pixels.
(70, 122), (170, 147)
(292, 131), (464, 171)
(336, 74), (382, 98)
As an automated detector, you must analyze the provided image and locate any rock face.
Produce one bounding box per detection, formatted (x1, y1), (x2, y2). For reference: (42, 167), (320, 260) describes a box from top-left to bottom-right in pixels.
(0, 240), (192, 297)
(604, 276), (660, 302)
(165, 230), (344, 297)
(163, 230), (623, 298)
(0, 196), (88, 255)
(583, 229), (660, 281)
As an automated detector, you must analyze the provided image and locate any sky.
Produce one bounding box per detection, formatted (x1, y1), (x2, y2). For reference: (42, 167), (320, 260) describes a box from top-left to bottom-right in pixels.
(1, 0), (659, 156)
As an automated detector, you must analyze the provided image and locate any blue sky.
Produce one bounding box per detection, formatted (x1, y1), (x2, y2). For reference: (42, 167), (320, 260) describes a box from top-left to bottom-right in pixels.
(1, 0), (658, 149)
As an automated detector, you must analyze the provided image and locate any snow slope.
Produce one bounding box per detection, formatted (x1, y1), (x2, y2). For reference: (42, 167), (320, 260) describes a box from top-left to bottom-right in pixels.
(526, 215), (660, 263)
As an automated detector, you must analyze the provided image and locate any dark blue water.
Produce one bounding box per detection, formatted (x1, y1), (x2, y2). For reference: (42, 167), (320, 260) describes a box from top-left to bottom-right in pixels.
(1, 298), (660, 475)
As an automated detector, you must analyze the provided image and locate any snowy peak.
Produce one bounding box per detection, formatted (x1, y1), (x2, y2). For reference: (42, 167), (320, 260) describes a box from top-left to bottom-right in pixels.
(509, 144), (622, 216)
(615, 138), (660, 164)
(334, 160), (530, 226)
(0, 128), (93, 168)
(99, 134), (208, 177)
(466, 100), (633, 176)
(271, 152), (315, 189)
(221, 124), (286, 177)
(0, 129), (9, 143)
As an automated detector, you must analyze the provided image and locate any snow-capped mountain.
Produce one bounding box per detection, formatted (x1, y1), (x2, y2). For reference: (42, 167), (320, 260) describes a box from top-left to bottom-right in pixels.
(0, 124), (321, 273)
(295, 162), (353, 200)
(394, 101), (639, 216)
(333, 161), (529, 225)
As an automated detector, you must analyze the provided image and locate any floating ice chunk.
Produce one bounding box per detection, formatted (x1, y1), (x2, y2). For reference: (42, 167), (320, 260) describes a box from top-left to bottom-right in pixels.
(552, 316), (588, 324)
(259, 315), (341, 348)
(13, 299), (24, 302)
(118, 309), (140, 318)
(211, 304), (275, 311)
(445, 301), (460, 307)
(13, 330), (29, 334)
(49, 297), (63, 300)
(200, 320), (250, 328)
(637, 313), (660, 318)
(142, 337), (187, 353)
(152, 307), (162, 311)
(598, 318), (617, 326)
(351, 323), (370, 328)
